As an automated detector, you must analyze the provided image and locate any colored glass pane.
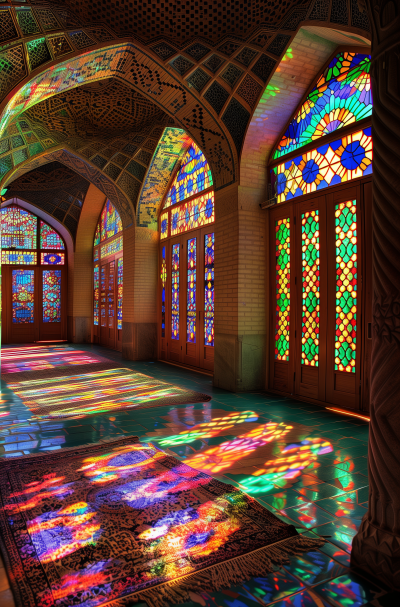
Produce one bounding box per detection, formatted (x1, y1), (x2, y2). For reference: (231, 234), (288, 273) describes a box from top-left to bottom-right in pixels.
(100, 199), (122, 242)
(1, 206), (37, 249)
(205, 233), (215, 347)
(94, 265), (99, 326)
(171, 243), (180, 340)
(187, 237), (196, 343)
(94, 248), (99, 262)
(117, 258), (123, 331)
(40, 221), (65, 249)
(41, 252), (65, 265)
(301, 211), (320, 366)
(100, 266), (106, 327)
(335, 200), (357, 372)
(164, 142), (213, 208)
(161, 246), (166, 337)
(2, 251), (37, 265)
(170, 192), (214, 236)
(43, 270), (61, 323)
(101, 235), (123, 259)
(12, 269), (34, 324)
(275, 218), (290, 360)
(108, 261), (115, 328)
(274, 53), (372, 159)
(273, 128), (372, 204)
(160, 212), (168, 239)
(94, 223), (100, 246)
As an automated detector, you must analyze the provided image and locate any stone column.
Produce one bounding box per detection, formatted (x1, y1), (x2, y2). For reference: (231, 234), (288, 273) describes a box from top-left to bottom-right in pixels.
(351, 0), (400, 590)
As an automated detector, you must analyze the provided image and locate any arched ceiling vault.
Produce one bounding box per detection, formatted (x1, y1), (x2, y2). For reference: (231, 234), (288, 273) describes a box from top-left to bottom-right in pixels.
(0, 1), (371, 223)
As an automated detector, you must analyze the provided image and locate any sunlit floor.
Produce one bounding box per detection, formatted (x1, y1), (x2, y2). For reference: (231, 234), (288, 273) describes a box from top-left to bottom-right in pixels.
(0, 344), (395, 607)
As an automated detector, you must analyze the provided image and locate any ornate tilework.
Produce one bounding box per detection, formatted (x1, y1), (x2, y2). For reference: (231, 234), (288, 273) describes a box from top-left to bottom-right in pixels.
(221, 64), (243, 88)
(251, 54), (276, 83)
(266, 35), (291, 57)
(0, 9), (18, 44)
(187, 68), (211, 92)
(170, 56), (194, 75)
(185, 43), (210, 60)
(27, 38), (52, 71)
(237, 75), (263, 109)
(203, 54), (225, 73)
(151, 42), (177, 60)
(204, 82), (230, 115)
(222, 98), (250, 154)
(216, 41), (240, 57)
(235, 47), (258, 67)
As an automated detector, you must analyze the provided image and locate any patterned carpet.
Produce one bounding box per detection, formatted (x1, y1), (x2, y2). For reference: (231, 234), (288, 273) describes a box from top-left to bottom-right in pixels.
(7, 368), (212, 419)
(0, 437), (323, 607)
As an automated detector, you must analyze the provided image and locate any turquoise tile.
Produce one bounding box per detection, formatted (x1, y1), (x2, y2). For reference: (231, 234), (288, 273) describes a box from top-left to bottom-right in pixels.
(313, 572), (385, 607)
(282, 549), (348, 586)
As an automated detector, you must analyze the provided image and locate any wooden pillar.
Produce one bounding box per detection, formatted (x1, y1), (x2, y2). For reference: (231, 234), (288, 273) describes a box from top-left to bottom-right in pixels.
(351, 0), (400, 589)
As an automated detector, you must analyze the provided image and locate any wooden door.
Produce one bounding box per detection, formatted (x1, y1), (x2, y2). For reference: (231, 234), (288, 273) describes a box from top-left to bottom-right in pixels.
(99, 260), (118, 349)
(294, 196), (327, 402)
(5, 267), (38, 343)
(39, 267), (67, 341)
(269, 205), (295, 393)
(325, 185), (361, 409)
(162, 228), (215, 371)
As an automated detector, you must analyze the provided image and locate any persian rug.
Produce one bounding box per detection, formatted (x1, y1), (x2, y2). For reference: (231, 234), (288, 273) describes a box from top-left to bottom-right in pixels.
(1, 345), (114, 380)
(7, 368), (212, 419)
(0, 437), (324, 607)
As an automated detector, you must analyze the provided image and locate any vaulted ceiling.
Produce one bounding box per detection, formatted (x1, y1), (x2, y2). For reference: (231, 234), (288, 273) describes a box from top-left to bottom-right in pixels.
(0, 0), (371, 236)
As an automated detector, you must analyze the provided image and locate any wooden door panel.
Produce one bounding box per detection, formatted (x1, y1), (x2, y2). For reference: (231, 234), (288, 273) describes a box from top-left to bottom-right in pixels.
(269, 206), (295, 394)
(326, 184), (361, 409)
(361, 181), (372, 412)
(294, 196), (327, 402)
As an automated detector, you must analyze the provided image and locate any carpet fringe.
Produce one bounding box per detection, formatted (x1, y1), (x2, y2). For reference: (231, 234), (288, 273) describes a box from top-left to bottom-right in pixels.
(127, 534), (325, 607)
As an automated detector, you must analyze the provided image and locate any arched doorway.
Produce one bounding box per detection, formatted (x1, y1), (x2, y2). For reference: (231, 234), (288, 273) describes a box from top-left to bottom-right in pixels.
(1, 205), (67, 343)
(267, 50), (373, 411)
(159, 141), (215, 372)
(92, 199), (123, 351)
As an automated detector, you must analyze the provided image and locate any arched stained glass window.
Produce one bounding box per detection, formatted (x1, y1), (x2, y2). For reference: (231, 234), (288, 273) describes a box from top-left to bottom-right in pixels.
(0, 205), (66, 333)
(1, 206), (65, 265)
(160, 142), (214, 240)
(270, 51), (373, 204)
(163, 142), (213, 209)
(93, 199), (123, 350)
(274, 53), (372, 159)
(159, 137), (215, 370)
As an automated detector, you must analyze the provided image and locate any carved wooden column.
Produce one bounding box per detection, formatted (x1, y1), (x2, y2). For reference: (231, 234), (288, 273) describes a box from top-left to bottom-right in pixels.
(351, 0), (400, 590)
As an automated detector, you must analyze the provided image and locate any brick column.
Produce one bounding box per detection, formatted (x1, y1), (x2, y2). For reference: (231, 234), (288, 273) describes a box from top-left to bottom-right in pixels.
(122, 226), (158, 360)
(213, 182), (267, 391)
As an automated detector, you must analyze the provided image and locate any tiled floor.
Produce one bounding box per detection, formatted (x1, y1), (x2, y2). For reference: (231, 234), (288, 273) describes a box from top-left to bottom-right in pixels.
(0, 344), (395, 607)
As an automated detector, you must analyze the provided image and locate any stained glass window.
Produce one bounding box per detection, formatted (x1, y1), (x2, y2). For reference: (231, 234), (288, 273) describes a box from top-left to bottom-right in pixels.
(43, 270), (61, 323)
(171, 243), (180, 340)
(301, 211), (320, 366)
(161, 246), (166, 337)
(94, 223), (100, 246)
(335, 200), (357, 372)
(98, 199), (122, 243)
(170, 192), (214, 236)
(2, 251), (37, 265)
(40, 221), (65, 249)
(101, 235), (123, 259)
(205, 233), (215, 347)
(94, 265), (99, 326)
(160, 212), (168, 240)
(12, 269), (34, 323)
(275, 219), (290, 360)
(164, 142), (213, 208)
(41, 252), (65, 265)
(117, 258), (123, 330)
(1, 206), (37, 249)
(273, 128), (372, 204)
(187, 238), (196, 343)
(94, 248), (99, 262)
(101, 266), (106, 327)
(274, 53), (372, 159)
(108, 261), (115, 328)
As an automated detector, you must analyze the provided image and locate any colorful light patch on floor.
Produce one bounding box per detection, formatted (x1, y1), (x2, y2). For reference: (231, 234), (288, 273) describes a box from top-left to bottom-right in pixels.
(1, 346), (111, 374)
(0, 437), (305, 607)
(8, 368), (211, 419)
